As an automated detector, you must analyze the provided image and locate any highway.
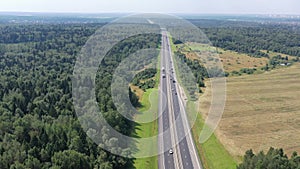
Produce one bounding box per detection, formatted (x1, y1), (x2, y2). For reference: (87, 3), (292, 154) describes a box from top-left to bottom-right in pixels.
(158, 31), (203, 169)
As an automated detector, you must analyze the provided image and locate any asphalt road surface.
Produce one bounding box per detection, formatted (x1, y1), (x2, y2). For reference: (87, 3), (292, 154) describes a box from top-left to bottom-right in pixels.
(158, 31), (203, 169)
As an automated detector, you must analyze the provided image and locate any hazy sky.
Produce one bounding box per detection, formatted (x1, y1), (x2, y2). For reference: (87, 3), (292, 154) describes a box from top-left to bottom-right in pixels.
(0, 0), (299, 14)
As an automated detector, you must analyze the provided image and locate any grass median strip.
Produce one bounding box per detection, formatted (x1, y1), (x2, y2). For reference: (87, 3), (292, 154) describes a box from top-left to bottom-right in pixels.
(133, 55), (161, 169)
(133, 88), (159, 169)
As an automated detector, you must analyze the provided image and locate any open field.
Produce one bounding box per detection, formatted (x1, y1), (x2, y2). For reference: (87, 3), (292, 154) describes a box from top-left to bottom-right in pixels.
(218, 49), (268, 72)
(176, 42), (269, 72)
(200, 63), (300, 159)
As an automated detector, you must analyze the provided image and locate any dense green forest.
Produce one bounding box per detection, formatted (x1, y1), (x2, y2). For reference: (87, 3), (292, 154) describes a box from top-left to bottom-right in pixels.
(0, 22), (160, 169)
(199, 23), (300, 57)
(0, 23), (101, 169)
(238, 148), (300, 169)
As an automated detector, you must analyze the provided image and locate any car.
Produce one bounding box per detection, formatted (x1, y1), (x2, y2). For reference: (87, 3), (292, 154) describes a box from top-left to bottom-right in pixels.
(169, 149), (173, 154)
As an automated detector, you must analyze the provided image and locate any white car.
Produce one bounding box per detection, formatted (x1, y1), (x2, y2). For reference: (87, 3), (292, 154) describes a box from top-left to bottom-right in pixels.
(169, 149), (173, 154)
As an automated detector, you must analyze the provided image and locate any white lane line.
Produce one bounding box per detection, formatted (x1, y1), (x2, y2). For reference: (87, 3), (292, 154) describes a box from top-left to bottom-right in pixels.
(167, 31), (203, 169)
(164, 31), (182, 169)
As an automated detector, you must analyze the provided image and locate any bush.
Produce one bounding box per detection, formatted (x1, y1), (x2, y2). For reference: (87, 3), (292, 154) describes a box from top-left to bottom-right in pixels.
(240, 68), (256, 74)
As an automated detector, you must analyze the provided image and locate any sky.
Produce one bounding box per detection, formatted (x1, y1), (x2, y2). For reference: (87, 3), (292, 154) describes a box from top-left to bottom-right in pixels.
(0, 0), (299, 15)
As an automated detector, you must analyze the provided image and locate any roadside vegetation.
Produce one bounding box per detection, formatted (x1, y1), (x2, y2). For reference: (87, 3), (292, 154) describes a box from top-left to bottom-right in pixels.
(132, 68), (157, 91)
(191, 111), (238, 169)
(132, 88), (159, 169)
(131, 58), (160, 169)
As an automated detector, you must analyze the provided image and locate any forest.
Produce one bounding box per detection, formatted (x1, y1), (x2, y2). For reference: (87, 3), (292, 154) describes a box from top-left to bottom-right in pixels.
(0, 23), (101, 169)
(198, 22), (300, 57)
(0, 22), (160, 168)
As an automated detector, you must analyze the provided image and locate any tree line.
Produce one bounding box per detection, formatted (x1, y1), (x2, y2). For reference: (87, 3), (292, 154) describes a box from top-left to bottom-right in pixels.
(238, 147), (300, 169)
(199, 23), (300, 58)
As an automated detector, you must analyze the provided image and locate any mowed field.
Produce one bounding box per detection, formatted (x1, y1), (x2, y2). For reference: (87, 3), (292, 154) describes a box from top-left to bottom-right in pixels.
(199, 63), (300, 159)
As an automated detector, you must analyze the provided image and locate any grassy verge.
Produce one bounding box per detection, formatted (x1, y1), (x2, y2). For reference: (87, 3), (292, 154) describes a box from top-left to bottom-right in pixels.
(133, 88), (159, 169)
(191, 112), (237, 169)
(133, 55), (161, 169)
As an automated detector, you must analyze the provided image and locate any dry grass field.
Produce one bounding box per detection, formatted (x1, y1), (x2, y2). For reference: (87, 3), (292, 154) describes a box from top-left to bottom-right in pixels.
(199, 63), (300, 159)
(130, 84), (144, 101)
(218, 49), (268, 72)
(177, 42), (268, 72)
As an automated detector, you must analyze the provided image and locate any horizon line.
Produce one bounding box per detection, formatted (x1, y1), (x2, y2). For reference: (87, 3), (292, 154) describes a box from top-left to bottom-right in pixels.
(0, 11), (300, 16)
